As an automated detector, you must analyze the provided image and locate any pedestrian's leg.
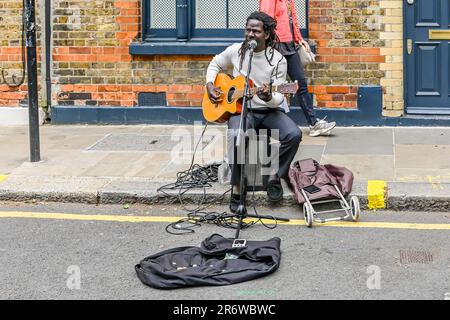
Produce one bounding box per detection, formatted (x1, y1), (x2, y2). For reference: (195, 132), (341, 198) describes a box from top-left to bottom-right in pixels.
(285, 53), (317, 126)
(286, 53), (336, 137)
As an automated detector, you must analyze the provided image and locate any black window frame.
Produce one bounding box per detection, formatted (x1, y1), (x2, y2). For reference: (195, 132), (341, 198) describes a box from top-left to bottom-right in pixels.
(130, 0), (309, 56)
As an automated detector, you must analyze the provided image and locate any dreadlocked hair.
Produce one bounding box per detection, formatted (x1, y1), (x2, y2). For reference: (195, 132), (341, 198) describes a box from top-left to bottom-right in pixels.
(239, 11), (280, 72)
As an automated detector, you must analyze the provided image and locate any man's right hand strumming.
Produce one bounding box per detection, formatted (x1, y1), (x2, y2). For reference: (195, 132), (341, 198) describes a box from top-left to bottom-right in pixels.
(206, 82), (224, 104)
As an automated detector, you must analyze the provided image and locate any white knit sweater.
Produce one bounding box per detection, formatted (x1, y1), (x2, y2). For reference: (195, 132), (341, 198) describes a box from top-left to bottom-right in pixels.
(206, 43), (287, 109)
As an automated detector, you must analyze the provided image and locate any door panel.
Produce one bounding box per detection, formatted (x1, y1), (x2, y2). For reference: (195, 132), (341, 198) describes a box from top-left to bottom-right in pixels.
(416, 0), (440, 26)
(406, 0), (450, 114)
(448, 3), (450, 25)
(416, 43), (440, 96)
(448, 43), (450, 96)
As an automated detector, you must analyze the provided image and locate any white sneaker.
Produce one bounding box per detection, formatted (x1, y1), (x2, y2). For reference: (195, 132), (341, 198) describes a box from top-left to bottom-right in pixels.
(309, 117), (336, 137)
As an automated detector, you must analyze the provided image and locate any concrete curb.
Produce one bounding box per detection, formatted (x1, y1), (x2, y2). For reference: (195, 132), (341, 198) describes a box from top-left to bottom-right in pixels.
(385, 182), (450, 212)
(1, 176), (450, 211)
(0, 190), (99, 204)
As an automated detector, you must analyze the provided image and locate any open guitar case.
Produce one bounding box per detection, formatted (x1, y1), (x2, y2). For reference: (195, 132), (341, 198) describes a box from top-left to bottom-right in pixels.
(135, 234), (281, 289)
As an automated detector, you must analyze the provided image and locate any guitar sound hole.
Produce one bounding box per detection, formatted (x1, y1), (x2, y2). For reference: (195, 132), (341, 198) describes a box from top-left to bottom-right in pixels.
(227, 87), (236, 103)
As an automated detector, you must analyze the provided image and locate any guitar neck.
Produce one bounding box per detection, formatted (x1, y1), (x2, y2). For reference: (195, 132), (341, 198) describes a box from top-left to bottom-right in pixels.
(236, 85), (282, 96)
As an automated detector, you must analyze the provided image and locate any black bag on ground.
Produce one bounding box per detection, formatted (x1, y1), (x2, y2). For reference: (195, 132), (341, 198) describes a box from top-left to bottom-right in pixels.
(135, 233), (281, 289)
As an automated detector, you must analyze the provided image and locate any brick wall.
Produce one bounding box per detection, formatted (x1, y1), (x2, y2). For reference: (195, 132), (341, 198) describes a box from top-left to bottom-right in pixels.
(53, 0), (138, 107)
(52, 0), (209, 108)
(307, 0), (386, 109)
(0, 0), (33, 106)
(0, 0), (405, 116)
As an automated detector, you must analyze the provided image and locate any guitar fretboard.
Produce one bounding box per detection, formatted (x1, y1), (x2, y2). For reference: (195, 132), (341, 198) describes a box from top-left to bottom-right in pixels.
(232, 82), (298, 99)
(235, 85), (282, 96)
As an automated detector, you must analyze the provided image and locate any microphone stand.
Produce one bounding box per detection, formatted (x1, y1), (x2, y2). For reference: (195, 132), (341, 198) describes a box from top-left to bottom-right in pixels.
(233, 45), (289, 240)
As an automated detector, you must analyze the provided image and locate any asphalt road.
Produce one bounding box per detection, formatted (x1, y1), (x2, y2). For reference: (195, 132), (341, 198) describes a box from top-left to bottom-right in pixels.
(0, 201), (449, 300)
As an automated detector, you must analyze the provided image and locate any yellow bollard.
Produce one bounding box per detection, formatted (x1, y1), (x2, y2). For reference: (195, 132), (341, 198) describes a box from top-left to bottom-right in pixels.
(367, 180), (387, 209)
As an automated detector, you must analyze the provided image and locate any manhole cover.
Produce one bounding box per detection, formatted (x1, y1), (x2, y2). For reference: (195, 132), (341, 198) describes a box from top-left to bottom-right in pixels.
(88, 134), (214, 152)
(399, 250), (433, 265)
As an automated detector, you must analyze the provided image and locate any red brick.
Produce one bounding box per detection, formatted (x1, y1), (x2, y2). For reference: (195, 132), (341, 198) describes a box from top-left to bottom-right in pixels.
(326, 86), (350, 94)
(316, 94), (333, 101)
(332, 48), (346, 55)
(348, 56), (361, 62)
(309, 31), (333, 39)
(360, 56), (385, 63)
(1, 47), (22, 54)
(69, 47), (91, 54)
(0, 92), (25, 100)
(345, 48), (380, 55)
(323, 56), (349, 63)
(311, 86), (327, 94)
(98, 85), (120, 92)
(115, 16), (137, 24)
(169, 85), (193, 93)
(114, 1), (139, 9)
(324, 101), (355, 108)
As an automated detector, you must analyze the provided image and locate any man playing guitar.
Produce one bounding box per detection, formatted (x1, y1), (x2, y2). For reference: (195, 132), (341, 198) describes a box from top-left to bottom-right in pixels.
(205, 11), (302, 212)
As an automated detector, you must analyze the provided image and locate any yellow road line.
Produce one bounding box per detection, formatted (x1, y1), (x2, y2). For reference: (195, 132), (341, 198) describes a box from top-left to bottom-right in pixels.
(0, 211), (182, 223)
(1, 211), (450, 231)
(0, 175), (7, 182)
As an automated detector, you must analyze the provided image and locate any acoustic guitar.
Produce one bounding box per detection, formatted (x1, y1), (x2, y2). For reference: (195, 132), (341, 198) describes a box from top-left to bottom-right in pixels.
(202, 73), (299, 123)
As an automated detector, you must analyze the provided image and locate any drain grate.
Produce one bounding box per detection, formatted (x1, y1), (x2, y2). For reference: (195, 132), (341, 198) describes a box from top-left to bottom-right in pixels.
(399, 250), (433, 265)
(88, 133), (214, 152)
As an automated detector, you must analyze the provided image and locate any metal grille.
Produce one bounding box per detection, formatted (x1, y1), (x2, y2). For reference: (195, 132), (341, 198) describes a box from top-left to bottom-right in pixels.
(195, 0), (227, 28)
(148, 1), (308, 32)
(151, 0), (176, 29)
(399, 250), (434, 265)
(229, 0), (259, 28)
(138, 92), (167, 106)
(195, 0), (259, 29)
(294, 0), (308, 29)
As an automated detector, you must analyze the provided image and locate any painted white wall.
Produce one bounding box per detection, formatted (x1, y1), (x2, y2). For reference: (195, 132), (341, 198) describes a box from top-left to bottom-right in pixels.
(0, 107), (46, 126)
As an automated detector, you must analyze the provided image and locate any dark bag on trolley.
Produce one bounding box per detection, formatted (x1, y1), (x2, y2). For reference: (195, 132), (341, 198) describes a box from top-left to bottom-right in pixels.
(135, 233), (281, 289)
(288, 158), (354, 204)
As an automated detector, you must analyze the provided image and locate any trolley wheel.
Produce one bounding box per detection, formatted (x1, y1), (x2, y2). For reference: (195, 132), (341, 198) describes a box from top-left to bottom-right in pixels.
(349, 195), (360, 222)
(303, 202), (313, 228)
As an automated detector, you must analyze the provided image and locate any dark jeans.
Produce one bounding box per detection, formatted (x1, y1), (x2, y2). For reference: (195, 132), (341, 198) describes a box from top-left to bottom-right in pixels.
(284, 53), (317, 126)
(227, 110), (302, 186)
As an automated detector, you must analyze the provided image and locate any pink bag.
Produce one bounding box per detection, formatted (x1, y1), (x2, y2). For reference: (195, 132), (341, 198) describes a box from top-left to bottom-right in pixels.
(288, 158), (354, 204)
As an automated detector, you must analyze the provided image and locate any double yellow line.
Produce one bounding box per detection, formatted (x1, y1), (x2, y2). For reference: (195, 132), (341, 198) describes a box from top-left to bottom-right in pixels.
(1, 211), (450, 231)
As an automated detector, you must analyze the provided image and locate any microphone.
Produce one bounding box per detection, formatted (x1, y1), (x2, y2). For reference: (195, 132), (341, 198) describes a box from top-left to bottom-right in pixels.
(248, 40), (257, 51)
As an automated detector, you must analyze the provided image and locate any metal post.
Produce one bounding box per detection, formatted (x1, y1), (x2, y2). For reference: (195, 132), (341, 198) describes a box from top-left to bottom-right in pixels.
(176, 0), (189, 41)
(44, 0), (52, 111)
(25, 0), (40, 162)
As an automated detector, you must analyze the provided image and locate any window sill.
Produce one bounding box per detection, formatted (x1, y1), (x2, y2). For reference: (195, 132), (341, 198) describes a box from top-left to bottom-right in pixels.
(129, 40), (239, 55)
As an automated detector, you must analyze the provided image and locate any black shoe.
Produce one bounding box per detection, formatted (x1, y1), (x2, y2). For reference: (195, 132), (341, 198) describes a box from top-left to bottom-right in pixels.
(284, 178), (295, 192)
(229, 193), (240, 213)
(267, 179), (283, 203)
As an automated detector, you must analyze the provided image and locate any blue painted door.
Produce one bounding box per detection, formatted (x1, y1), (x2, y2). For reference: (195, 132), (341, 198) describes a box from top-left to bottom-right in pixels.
(405, 0), (450, 114)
